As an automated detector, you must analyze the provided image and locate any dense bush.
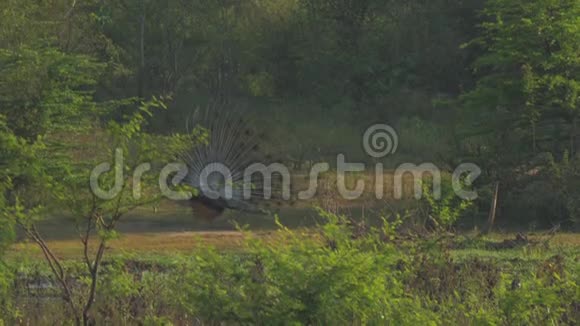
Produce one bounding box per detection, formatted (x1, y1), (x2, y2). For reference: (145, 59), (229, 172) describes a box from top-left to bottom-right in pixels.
(173, 213), (437, 324)
(502, 153), (580, 230)
(2, 211), (579, 325)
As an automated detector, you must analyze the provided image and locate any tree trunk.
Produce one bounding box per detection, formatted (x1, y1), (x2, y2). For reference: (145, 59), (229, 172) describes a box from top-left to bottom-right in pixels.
(571, 117), (577, 157)
(532, 121), (536, 154)
(137, 3), (146, 98)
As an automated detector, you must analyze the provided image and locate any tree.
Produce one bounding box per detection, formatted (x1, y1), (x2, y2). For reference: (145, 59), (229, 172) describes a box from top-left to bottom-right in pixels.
(461, 0), (579, 160)
(0, 113), (47, 323)
(0, 3), (194, 322)
(459, 0), (580, 226)
(3, 97), (192, 324)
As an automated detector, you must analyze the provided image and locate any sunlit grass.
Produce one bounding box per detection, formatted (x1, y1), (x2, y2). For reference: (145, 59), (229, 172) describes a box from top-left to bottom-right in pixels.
(9, 228), (580, 261)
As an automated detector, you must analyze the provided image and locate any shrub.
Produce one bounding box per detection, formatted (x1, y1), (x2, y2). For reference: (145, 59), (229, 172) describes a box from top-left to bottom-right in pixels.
(174, 211), (439, 325)
(421, 174), (474, 231)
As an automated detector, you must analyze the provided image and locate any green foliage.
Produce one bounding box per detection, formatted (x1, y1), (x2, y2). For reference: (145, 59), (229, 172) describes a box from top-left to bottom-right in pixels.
(421, 175), (474, 230)
(175, 210), (438, 325)
(0, 47), (103, 139)
(493, 151), (580, 229)
(2, 0), (580, 323)
(3, 216), (580, 324)
(0, 38), (196, 323)
(396, 116), (455, 164)
(457, 0), (580, 227)
(544, 152), (580, 226)
(94, 259), (139, 323)
(496, 268), (579, 325)
(461, 0), (580, 161)
(0, 260), (16, 325)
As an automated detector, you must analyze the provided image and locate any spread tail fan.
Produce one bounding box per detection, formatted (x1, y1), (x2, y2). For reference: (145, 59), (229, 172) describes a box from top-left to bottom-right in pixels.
(179, 103), (283, 220)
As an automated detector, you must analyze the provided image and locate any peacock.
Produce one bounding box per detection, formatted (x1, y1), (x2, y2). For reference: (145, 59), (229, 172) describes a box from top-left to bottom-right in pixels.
(179, 103), (281, 220)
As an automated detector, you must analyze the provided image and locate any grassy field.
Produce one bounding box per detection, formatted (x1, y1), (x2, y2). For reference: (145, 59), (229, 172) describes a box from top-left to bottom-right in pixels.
(7, 192), (580, 260)
(8, 170), (423, 258)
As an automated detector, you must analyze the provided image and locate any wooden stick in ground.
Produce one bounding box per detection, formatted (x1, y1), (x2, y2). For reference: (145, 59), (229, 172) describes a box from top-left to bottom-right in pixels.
(485, 182), (500, 234)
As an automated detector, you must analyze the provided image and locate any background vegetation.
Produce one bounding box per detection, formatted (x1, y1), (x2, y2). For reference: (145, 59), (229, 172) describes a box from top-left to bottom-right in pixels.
(0, 0), (579, 324)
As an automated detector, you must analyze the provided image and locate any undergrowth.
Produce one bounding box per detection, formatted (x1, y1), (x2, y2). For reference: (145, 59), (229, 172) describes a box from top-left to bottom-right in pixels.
(1, 211), (579, 325)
